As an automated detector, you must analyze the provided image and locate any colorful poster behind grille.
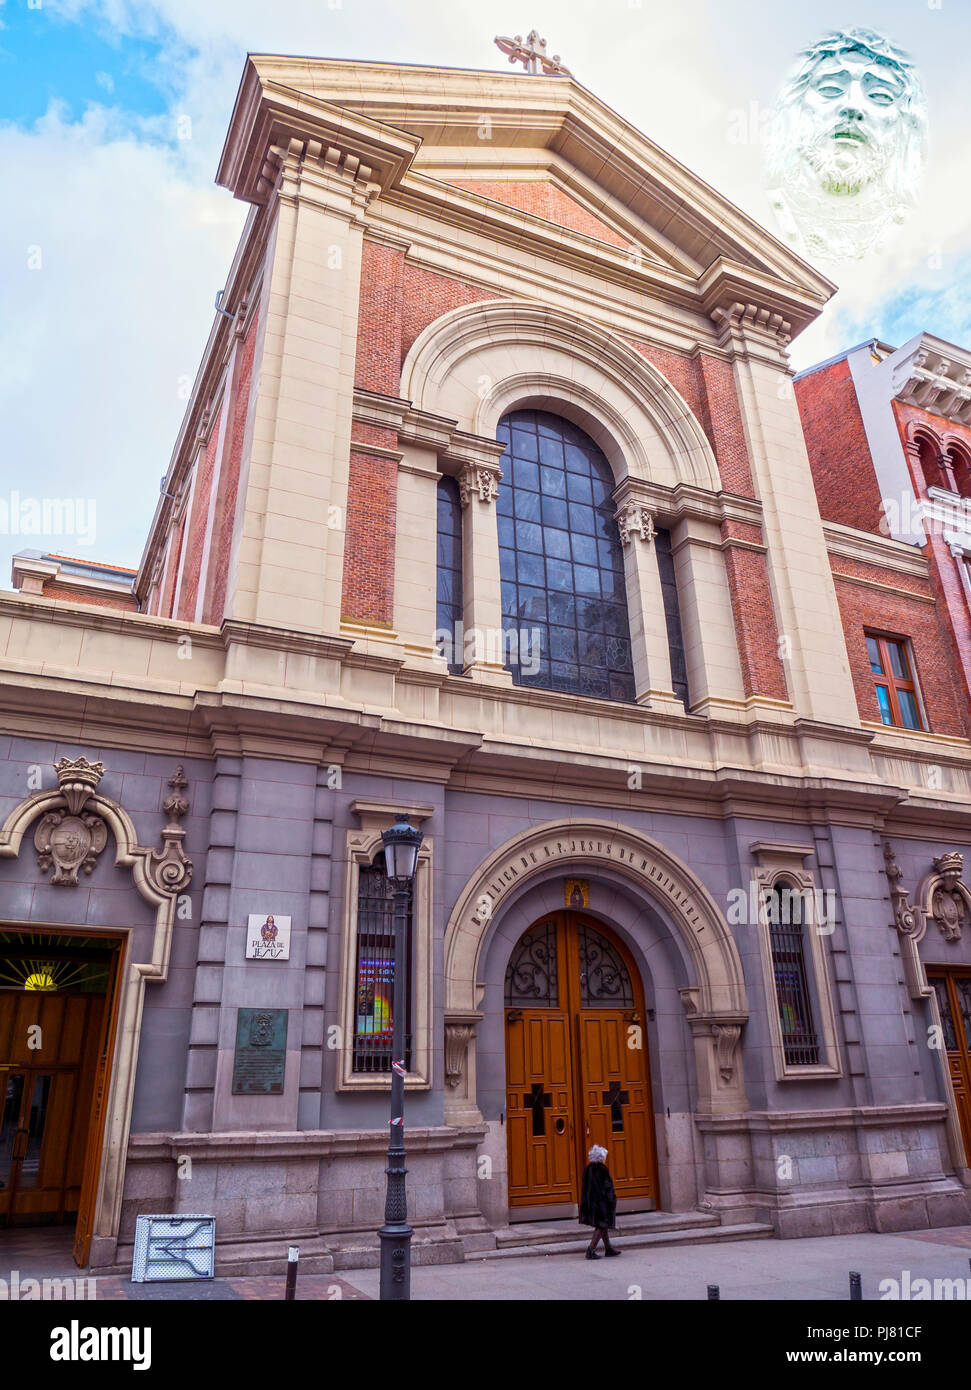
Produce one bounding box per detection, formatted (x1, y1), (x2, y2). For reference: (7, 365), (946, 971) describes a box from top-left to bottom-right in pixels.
(356, 956), (394, 1037)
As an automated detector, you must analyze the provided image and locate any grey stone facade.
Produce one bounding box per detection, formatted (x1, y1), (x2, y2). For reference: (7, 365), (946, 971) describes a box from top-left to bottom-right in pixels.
(2, 734), (968, 1273)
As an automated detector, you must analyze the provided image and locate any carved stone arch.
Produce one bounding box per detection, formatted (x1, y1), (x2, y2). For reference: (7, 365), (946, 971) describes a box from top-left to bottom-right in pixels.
(0, 758), (192, 1266)
(442, 817), (749, 1119)
(401, 299), (721, 492)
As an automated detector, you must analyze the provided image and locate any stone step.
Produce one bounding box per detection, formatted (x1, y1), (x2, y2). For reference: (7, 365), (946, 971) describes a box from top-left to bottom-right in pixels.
(493, 1209), (721, 1249)
(470, 1220), (774, 1261)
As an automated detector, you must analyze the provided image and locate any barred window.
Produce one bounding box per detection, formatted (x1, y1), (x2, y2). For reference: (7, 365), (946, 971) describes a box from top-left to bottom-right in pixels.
(353, 851), (412, 1073)
(766, 882), (820, 1067)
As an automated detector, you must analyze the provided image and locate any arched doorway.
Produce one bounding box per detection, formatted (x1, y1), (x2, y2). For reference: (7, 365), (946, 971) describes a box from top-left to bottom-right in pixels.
(504, 911), (658, 1214)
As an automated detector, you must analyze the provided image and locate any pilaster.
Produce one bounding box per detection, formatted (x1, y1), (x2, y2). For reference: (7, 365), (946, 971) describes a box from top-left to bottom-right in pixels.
(712, 303), (860, 726)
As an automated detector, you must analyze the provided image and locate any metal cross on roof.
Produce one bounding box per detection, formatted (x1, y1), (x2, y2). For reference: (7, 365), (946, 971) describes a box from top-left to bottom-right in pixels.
(494, 30), (571, 76)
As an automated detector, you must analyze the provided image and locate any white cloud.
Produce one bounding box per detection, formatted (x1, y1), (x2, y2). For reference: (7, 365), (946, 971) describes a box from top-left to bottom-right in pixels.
(3, 0), (970, 582)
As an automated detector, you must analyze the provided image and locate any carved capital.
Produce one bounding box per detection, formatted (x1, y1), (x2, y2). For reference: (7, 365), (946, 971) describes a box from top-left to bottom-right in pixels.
(614, 500), (655, 546)
(458, 464), (500, 507)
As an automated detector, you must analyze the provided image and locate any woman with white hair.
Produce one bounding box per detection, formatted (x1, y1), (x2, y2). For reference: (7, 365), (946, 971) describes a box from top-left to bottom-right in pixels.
(579, 1144), (620, 1259)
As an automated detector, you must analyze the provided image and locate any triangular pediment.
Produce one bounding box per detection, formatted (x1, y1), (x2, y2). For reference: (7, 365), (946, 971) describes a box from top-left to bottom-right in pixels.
(219, 55), (835, 332)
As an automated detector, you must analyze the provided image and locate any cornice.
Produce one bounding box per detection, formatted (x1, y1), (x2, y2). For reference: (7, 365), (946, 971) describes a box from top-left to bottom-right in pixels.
(823, 520), (930, 579)
(221, 618), (353, 661)
(217, 67), (420, 205)
(891, 335), (971, 426)
(613, 476), (765, 532)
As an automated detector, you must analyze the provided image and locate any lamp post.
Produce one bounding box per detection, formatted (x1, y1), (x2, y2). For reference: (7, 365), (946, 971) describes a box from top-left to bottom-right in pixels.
(378, 812), (423, 1300)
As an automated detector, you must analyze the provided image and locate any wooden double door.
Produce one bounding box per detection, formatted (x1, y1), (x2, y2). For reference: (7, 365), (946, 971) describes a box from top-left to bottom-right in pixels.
(928, 968), (971, 1167)
(504, 912), (658, 1212)
(0, 930), (121, 1261)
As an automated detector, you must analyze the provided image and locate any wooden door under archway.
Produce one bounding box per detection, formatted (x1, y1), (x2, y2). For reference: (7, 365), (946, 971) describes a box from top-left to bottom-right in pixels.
(0, 929), (123, 1264)
(504, 912), (658, 1215)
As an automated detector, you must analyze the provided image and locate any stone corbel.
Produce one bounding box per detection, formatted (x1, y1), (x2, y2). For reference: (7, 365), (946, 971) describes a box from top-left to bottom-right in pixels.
(443, 1011), (484, 1126)
(679, 991), (749, 1114)
(614, 499), (656, 546)
(458, 463), (501, 507)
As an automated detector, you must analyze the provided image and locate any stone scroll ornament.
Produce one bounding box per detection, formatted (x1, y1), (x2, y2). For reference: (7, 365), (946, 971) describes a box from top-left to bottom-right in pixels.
(884, 843), (970, 945)
(765, 28), (927, 262)
(34, 758), (108, 885)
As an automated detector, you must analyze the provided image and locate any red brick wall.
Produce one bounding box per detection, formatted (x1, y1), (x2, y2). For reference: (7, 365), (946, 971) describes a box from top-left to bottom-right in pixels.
(176, 408), (223, 623)
(400, 266), (498, 362)
(627, 340), (755, 495)
(203, 318), (258, 626)
(721, 524), (789, 701)
(830, 556), (970, 737)
(356, 241), (405, 394)
(447, 180), (630, 249)
(794, 359), (885, 533)
(160, 510), (186, 620)
(341, 423), (398, 626)
(40, 583), (137, 612)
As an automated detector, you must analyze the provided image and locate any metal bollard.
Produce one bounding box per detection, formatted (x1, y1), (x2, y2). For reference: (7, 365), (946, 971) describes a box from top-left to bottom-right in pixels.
(285, 1245), (299, 1301)
(707, 1284), (720, 1300)
(849, 1271), (862, 1301)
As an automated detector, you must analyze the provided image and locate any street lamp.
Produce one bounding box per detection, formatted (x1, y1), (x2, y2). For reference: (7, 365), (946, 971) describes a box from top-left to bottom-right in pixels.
(378, 812), (424, 1300)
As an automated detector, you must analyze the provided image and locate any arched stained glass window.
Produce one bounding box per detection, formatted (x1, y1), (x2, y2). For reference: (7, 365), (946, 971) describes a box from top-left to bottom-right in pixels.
(496, 410), (635, 701)
(436, 475), (463, 674)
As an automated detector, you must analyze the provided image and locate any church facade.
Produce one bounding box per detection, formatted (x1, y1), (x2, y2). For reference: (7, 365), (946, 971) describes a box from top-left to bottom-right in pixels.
(2, 53), (970, 1276)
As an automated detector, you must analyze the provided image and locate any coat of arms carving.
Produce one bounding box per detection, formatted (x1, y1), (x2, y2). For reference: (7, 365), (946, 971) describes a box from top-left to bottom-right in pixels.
(33, 756), (109, 885)
(930, 852), (969, 943)
(34, 810), (108, 885)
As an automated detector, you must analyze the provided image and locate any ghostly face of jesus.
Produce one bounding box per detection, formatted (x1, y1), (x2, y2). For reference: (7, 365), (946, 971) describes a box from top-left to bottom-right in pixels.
(797, 50), (907, 196)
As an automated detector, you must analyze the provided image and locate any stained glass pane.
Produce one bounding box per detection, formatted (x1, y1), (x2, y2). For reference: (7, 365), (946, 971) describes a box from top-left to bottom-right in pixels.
(866, 635), (883, 673)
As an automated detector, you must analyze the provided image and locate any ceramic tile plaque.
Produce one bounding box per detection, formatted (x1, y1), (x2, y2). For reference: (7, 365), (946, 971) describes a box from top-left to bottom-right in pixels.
(245, 913), (292, 960)
(231, 1008), (288, 1095)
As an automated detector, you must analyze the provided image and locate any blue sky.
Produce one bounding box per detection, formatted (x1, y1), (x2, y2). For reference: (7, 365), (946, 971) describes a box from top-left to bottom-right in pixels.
(1, 0), (970, 577)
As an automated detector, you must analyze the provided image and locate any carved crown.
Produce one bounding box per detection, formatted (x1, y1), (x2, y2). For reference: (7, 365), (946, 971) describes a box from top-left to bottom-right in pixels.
(54, 757), (105, 815)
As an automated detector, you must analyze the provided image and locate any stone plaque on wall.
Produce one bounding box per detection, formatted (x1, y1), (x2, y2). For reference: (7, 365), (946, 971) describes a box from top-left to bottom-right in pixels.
(231, 1008), (288, 1095)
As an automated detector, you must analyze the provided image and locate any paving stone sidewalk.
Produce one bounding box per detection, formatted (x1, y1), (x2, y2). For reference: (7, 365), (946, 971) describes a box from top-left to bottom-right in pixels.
(3, 1226), (971, 1301)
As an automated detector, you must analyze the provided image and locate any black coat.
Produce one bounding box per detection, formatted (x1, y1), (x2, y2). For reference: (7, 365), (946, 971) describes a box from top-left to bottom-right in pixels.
(579, 1161), (617, 1229)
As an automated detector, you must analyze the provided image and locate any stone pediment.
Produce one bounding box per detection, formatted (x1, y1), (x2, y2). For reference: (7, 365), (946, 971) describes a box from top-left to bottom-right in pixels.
(217, 55), (835, 337)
